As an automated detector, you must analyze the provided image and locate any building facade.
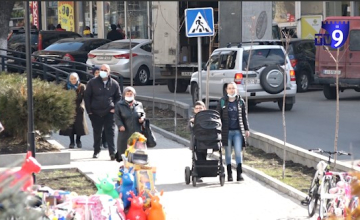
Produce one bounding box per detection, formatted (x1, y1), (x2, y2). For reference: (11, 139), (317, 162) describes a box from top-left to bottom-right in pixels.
(9, 1), (360, 40)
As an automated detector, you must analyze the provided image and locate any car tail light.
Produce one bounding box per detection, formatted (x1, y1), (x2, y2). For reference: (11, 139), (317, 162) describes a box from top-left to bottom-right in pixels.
(290, 70), (296, 81)
(290, 59), (298, 67)
(88, 53), (96, 59)
(234, 73), (243, 84)
(38, 33), (42, 50)
(63, 53), (75, 61)
(113, 53), (138, 59)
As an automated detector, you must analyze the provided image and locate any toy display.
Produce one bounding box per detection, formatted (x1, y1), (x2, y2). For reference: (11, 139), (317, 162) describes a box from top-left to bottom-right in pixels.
(0, 151), (41, 192)
(118, 167), (136, 209)
(146, 191), (166, 220)
(126, 191), (147, 220)
(96, 175), (119, 199)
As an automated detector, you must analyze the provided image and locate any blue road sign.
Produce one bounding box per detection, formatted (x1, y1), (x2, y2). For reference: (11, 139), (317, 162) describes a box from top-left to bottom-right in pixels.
(185, 7), (214, 38)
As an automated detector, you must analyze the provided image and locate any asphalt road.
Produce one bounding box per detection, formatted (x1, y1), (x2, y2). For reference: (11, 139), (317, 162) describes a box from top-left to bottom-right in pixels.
(133, 85), (360, 161)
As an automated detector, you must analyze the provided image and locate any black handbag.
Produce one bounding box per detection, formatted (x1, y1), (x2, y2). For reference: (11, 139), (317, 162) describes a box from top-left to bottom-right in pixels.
(142, 119), (157, 148)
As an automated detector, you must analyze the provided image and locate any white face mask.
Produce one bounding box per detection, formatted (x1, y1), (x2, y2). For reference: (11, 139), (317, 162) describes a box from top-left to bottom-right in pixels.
(99, 71), (108, 79)
(125, 96), (134, 102)
(227, 93), (237, 98)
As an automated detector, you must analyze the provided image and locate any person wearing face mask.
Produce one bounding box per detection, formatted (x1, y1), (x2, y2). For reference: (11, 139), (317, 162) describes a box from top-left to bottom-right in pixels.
(59, 72), (89, 148)
(92, 67), (108, 149)
(216, 82), (250, 182)
(114, 86), (145, 162)
(84, 64), (122, 160)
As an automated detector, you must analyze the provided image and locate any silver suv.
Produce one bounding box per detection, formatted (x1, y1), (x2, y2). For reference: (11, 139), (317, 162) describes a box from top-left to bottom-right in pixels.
(189, 43), (297, 111)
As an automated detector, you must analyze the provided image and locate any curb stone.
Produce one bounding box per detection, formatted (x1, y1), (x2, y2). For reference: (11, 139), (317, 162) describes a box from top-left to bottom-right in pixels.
(150, 124), (307, 202)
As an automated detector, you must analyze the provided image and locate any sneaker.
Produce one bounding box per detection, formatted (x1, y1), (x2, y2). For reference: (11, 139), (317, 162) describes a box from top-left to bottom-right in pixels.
(69, 144), (75, 149)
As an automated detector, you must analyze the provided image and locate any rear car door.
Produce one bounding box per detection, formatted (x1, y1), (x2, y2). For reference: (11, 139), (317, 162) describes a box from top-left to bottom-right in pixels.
(209, 50), (237, 98)
(346, 29), (360, 79)
(138, 43), (153, 74)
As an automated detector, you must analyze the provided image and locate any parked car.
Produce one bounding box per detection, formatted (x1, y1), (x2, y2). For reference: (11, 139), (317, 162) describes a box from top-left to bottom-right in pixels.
(269, 39), (316, 92)
(7, 28), (82, 72)
(315, 16), (360, 100)
(32, 38), (111, 82)
(189, 42), (297, 111)
(86, 39), (156, 85)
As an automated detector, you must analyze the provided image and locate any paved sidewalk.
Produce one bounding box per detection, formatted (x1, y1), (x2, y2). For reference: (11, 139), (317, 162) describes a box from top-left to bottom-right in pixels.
(47, 129), (316, 220)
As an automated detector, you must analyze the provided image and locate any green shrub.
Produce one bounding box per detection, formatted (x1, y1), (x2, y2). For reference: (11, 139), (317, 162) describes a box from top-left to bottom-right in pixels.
(0, 72), (76, 141)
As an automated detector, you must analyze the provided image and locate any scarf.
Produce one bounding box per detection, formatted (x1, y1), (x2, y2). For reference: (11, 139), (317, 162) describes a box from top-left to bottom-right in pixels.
(66, 81), (79, 90)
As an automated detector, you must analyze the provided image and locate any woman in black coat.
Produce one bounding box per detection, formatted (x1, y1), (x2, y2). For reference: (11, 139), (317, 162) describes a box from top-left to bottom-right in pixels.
(216, 82), (250, 182)
(59, 72), (89, 148)
(114, 86), (145, 162)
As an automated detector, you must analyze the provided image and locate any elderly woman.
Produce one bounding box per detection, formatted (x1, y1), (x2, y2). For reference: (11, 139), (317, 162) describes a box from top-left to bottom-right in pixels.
(114, 86), (145, 162)
(59, 72), (89, 148)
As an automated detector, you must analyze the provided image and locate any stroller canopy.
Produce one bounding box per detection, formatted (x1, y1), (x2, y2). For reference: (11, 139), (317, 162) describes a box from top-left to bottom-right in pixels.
(193, 110), (222, 141)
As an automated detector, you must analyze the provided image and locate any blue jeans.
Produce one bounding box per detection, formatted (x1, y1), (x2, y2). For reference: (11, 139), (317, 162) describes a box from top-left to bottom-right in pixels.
(225, 130), (243, 165)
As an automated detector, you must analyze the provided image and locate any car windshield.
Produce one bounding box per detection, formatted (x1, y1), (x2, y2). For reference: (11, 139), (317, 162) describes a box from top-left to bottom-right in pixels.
(97, 42), (139, 50)
(8, 33), (38, 45)
(44, 42), (84, 51)
(242, 49), (286, 71)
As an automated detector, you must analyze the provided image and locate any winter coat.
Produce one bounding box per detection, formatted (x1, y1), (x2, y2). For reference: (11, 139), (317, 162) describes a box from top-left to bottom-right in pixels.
(59, 83), (89, 136)
(114, 100), (146, 154)
(216, 96), (250, 147)
(84, 76), (122, 117)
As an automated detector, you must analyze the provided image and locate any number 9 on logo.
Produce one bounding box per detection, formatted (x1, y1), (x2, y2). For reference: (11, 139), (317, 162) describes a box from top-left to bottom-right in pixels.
(332, 30), (344, 48)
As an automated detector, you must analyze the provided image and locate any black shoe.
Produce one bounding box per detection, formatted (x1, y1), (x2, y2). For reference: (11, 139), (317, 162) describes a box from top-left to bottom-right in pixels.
(110, 154), (116, 161)
(93, 152), (99, 158)
(227, 164), (233, 182)
(69, 143), (75, 149)
(237, 163), (244, 181)
(76, 142), (82, 148)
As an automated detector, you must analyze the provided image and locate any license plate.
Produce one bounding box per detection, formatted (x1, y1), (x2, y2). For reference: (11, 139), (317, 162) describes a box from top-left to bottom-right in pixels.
(323, 70), (341, 75)
(243, 78), (259, 84)
(98, 56), (112, 61)
(181, 72), (193, 76)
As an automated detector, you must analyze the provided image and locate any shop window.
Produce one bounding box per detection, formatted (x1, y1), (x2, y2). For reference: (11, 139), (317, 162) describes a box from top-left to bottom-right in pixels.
(326, 1), (350, 17)
(273, 1), (296, 23)
(301, 2), (323, 16)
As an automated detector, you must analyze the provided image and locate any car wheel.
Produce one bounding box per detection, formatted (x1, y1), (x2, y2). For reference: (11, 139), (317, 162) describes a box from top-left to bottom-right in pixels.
(323, 84), (337, 100)
(135, 65), (150, 85)
(260, 65), (285, 94)
(296, 71), (309, 93)
(277, 100), (293, 111)
(191, 83), (199, 106)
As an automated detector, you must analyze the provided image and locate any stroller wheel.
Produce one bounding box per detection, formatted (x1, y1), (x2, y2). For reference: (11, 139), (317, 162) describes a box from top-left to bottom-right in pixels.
(185, 166), (191, 185)
(220, 175), (225, 186)
(192, 176), (197, 187)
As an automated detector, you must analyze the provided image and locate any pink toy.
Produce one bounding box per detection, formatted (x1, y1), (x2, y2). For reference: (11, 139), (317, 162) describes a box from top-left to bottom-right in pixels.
(0, 151), (41, 192)
(126, 191), (147, 220)
(147, 190), (166, 220)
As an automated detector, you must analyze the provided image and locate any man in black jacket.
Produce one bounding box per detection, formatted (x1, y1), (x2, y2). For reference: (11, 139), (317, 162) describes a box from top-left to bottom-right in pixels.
(107, 24), (124, 41)
(84, 64), (122, 160)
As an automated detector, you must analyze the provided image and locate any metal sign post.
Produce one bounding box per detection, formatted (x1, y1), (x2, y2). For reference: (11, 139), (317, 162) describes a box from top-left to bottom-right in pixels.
(185, 7), (214, 104)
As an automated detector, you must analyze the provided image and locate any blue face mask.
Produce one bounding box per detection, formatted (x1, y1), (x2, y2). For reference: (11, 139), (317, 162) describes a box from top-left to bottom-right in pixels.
(99, 71), (108, 79)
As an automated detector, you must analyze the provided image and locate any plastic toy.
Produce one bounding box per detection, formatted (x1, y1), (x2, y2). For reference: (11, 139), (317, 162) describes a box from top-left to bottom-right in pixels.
(96, 175), (119, 199)
(0, 151), (41, 192)
(146, 190), (166, 220)
(126, 191), (147, 220)
(118, 167), (135, 209)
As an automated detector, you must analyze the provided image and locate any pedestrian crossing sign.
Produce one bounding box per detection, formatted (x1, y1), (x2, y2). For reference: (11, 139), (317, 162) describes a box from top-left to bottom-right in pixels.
(185, 7), (214, 38)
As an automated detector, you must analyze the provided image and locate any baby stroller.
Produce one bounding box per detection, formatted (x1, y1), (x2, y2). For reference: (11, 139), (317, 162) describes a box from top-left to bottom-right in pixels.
(185, 109), (225, 187)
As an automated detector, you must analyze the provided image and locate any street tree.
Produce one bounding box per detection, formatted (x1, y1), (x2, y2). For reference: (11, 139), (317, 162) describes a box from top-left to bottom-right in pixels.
(0, 1), (15, 57)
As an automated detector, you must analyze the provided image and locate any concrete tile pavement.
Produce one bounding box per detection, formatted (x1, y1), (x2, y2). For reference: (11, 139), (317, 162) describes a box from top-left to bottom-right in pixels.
(47, 128), (317, 220)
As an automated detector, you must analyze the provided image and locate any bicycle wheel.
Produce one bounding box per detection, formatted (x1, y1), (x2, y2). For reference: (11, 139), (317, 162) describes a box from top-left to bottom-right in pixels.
(308, 183), (319, 217)
(319, 179), (332, 219)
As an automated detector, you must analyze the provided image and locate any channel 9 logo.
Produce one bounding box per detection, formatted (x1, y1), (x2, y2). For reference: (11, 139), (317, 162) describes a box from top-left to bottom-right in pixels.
(314, 21), (350, 49)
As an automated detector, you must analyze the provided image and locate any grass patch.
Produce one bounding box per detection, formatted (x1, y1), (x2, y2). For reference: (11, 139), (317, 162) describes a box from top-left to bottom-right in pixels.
(144, 106), (315, 193)
(36, 168), (97, 195)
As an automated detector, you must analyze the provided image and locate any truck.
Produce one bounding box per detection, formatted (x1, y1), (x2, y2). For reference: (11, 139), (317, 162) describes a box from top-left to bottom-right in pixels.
(152, 1), (280, 93)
